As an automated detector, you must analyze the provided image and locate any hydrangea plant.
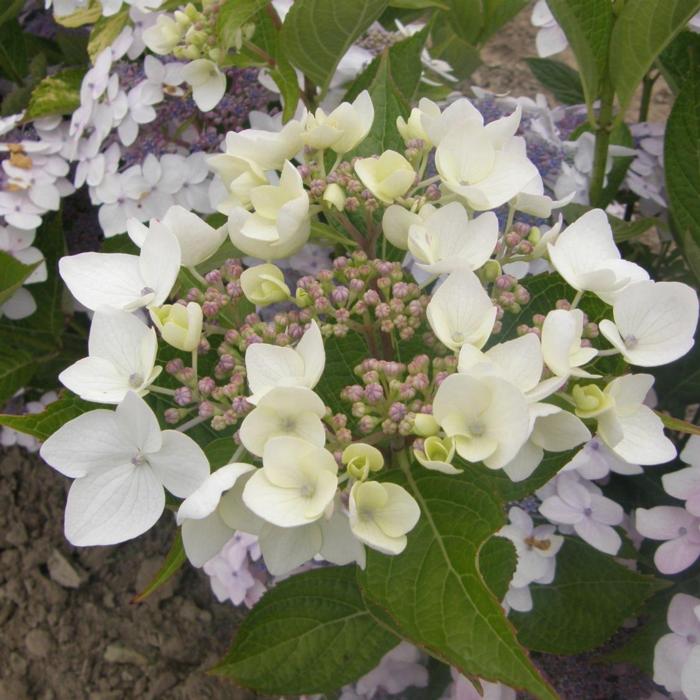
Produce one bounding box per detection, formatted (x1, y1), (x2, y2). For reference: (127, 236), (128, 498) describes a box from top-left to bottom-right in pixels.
(2, 1), (700, 698)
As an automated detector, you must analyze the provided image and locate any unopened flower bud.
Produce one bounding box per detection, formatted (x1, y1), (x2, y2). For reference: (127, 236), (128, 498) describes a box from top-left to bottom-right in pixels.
(323, 183), (346, 211)
(150, 302), (203, 352)
(342, 443), (384, 481)
(483, 260), (502, 282)
(240, 263), (290, 306)
(572, 384), (614, 419)
(413, 413), (439, 437)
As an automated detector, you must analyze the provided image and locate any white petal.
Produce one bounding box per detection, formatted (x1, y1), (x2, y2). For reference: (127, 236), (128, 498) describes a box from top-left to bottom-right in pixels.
(59, 252), (145, 311)
(162, 205), (226, 266)
(65, 463), (164, 546)
(654, 633), (691, 693)
(177, 462), (255, 523)
(609, 405), (676, 466)
(182, 511), (234, 567)
(40, 409), (127, 478)
(59, 356), (133, 404)
(115, 390), (162, 454)
(257, 522), (322, 576)
(147, 430), (210, 497)
(295, 320), (325, 389)
(245, 343), (305, 403)
(636, 506), (694, 540)
(139, 223), (181, 306)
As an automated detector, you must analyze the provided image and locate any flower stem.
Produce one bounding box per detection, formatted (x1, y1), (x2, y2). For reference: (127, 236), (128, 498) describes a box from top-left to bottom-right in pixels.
(149, 385), (177, 396)
(177, 415), (207, 432)
(588, 80), (616, 207)
(570, 290), (583, 309)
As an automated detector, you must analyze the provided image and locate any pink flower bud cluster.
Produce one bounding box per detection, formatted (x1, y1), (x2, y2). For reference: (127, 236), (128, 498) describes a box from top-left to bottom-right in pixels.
(491, 273), (531, 333)
(303, 159), (380, 214)
(298, 252), (430, 342)
(340, 354), (457, 438)
(494, 221), (537, 257)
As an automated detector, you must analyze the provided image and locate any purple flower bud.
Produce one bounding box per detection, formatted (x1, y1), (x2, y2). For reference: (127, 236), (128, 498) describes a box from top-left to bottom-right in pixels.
(206, 270), (222, 284)
(331, 286), (350, 304)
(342, 384), (365, 402)
(199, 401), (215, 418)
(175, 387), (192, 406)
(166, 358), (185, 375)
(164, 408), (181, 424)
(365, 383), (384, 403)
(389, 402), (407, 422)
(358, 416), (379, 433)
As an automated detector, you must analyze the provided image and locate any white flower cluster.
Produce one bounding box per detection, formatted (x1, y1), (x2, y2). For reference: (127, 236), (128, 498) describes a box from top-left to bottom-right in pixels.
(37, 91), (698, 594)
(46, 0), (163, 19)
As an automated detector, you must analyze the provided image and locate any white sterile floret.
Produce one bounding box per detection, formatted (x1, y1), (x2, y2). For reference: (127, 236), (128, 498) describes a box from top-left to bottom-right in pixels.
(432, 373), (530, 469)
(177, 463), (255, 567)
(245, 320), (325, 403)
(302, 90), (374, 154)
(59, 223), (181, 311)
(381, 203), (434, 250)
(349, 480), (420, 555)
(243, 436), (338, 528)
(239, 386), (326, 457)
(435, 105), (542, 211)
(59, 307), (161, 403)
(418, 97), (483, 147)
(595, 374), (676, 466)
(458, 332), (562, 401)
(541, 308), (598, 378)
(426, 270), (496, 351)
(653, 593), (700, 698)
(599, 280), (699, 367)
(354, 151), (415, 204)
(539, 473), (623, 554)
(502, 403), (591, 482)
(217, 118), (304, 174)
(547, 208), (649, 303)
(182, 59), (227, 112)
(127, 206), (226, 267)
(407, 202), (498, 275)
(228, 161), (310, 260)
(40, 392), (209, 546)
(662, 436), (700, 516)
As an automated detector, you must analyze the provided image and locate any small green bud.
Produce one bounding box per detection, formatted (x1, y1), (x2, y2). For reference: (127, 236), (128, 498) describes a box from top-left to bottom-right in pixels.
(572, 384), (614, 419)
(483, 259), (502, 283)
(413, 413), (439, 437)
(527, 226), (541, 245)
(240, 264), (290, 307)
(342, 443), (384, 481)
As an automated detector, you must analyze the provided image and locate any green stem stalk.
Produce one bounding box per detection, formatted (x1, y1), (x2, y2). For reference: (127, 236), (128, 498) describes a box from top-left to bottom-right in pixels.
(588, 80), (616, 207)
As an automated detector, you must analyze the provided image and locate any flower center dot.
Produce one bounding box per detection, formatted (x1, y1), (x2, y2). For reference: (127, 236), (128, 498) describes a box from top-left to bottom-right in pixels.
(583, 507), (593, 516)
(129, 372), (144, 388)
(679, 527), (688, 536)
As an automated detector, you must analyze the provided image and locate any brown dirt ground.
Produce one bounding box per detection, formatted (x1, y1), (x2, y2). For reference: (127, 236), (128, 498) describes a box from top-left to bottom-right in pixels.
(1, 5), (673, 700)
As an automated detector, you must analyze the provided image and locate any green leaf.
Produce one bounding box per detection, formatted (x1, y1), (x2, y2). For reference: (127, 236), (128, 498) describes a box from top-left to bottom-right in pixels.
(0, 348), (37, 405)
(653, 348), (700, 409)
(658, 30), (700, 94)
(0, 250), (40, 306)
(562, 203), (663, 243)
(0, 0), (25, 28)
(546, 0), (614, 109)
(656, 411), (700, 436)
(315, 330), (369, 419)
(511, 538), (668, 654)
(525, 57), (585, 105)
(216, 0), (270, 54)
(0, 394), (97, 441)
(440, 0), (483, 45)
(280, 0), (388, 94)
(310, 219), (358, 248)
(132, 531), (186, 603)
(353, 51), (410, 157)
(389, 0), (449, 8)
(0, 20), (27, 84)
(665, 65), (700, 281)
(87, 10), (129, 62)
(268, 56), (300, 122)
(430, 12), (481, 80)
(357, 463), (557, 700)
(24, 67), (85, 121)
(478, 0), (530, 45)
(204, 436), (238, 468)
(214, 566), (398, 695)
(609, 0), (700, 114)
